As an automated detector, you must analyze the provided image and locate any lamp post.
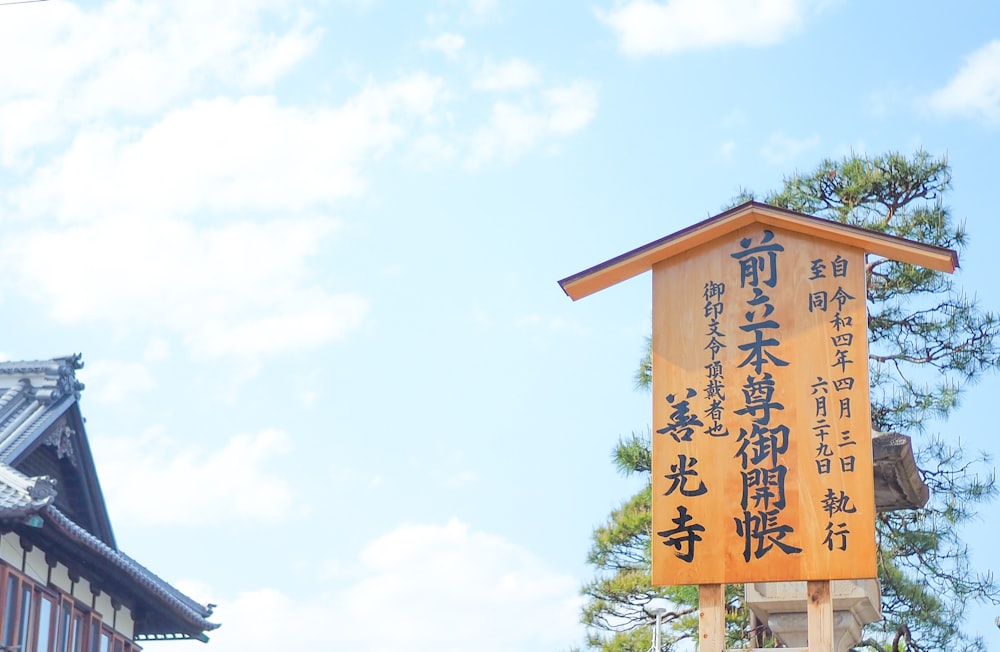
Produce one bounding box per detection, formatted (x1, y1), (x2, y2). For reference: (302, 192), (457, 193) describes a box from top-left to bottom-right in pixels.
(644, 598), (671, 652)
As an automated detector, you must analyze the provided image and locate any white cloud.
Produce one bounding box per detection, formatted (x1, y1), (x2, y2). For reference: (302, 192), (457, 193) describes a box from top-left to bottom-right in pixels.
(926, 40), (1000, 125)
(415, 37), (599, 169)
(93, 426), (297, 526)
(474, 58), (542, 91)
(598, 0), (810, 57)
(143, 338), (171, 363)
(0, 215), (369, 359)
(0, 0), (321, 163)
(546, 82), (600, 133)
(445, 470), (479, 486)
(0, 5), (594, 365)
(79, 359), (156, 403)
(170, 520), (583, 652)
(467, 0), (499, 18)
(458, 0), (500, 23)
(468, 102), (545, 166)
(467, 81), (598, 167)
(238, 26), (324, 88)
(721, 108), (747, 128)
(406, 133), (459, 168)
(760, 131), (820, 164)
(720, 140), (737, 160)
(11, 76), (444, 224)
(421, 32), (467, 57)
(0, 73), (452, 360)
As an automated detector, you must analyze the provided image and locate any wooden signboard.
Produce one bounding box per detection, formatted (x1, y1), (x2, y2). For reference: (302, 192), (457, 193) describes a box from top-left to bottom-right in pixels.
(651, 225), (872, 583)
(559, 202), (957, 589)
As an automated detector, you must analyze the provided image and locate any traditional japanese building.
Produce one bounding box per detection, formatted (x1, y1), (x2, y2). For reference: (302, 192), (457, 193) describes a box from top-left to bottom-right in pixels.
(0, 354), (218, 651)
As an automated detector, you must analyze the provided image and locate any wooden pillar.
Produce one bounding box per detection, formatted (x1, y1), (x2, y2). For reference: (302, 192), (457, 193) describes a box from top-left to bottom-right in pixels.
(698, 581), (833, 652)
(698, 584), (725, 651)
(807, 580), (833, 651)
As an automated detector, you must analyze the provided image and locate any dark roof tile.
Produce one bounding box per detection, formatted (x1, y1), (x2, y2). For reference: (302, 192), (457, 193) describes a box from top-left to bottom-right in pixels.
(0, 354), (218, 640)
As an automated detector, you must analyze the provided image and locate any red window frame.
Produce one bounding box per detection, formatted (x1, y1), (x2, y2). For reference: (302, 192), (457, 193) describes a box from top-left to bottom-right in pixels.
(0, 566), (137, 652)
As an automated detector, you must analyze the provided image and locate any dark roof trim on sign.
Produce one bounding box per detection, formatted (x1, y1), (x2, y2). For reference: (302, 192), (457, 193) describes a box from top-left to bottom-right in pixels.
(558, 201), (959, 301)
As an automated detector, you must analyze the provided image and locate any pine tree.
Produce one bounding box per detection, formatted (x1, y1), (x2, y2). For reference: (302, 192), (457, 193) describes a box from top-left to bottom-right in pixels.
(580, 151), (1000, 652)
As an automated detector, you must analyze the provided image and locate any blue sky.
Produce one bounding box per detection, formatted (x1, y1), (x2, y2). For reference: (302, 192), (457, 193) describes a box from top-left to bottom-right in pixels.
(1, 0), (999, 650)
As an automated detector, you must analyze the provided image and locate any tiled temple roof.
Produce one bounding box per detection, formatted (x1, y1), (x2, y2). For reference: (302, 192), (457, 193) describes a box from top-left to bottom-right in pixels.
(0, 356), (84, 464)
(0, 354), (218, 641)
(42, 506), (218, 635)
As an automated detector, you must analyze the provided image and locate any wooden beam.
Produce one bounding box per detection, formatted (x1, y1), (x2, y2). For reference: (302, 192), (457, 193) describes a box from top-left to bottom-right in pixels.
(808, 580), (834, 652)
(699, 584), (726, 652)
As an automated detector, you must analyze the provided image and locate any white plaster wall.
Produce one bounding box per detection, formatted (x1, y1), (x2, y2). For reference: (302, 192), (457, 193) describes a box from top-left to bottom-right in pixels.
(116, 606), (134, 639)
(49, 562), (72, 594)
(79, 578), (96, 609)
(22, 546), (47, 584)
(93, 589), (114, 622)
(0, 534), (21, 568)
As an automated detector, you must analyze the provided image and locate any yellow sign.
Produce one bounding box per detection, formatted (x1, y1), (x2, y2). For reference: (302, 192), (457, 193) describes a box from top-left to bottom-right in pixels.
(559, 202), (958, 586)
(651, 225), (873, 583)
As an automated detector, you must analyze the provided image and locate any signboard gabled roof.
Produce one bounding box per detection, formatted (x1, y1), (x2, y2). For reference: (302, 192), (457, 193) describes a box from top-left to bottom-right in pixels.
(558, 201), (959, 301)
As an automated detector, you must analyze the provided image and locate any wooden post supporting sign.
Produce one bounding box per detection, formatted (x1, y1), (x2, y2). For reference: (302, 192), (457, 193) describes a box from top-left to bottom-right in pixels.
(698, 582), (831, 652)
(808, 580), (834, 652)
(698, 584), (725, 650)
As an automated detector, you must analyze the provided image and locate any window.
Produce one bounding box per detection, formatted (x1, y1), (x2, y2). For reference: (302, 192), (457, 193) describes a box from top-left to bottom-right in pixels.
(1, 573), (18, 645)
(35, 593), (56, 652)
(0, 571), (34, 650)
(0, 567), (137, 652)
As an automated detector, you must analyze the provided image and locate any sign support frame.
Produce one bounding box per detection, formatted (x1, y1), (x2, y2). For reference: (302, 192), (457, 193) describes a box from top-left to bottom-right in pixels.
(699, 580), (832, 651)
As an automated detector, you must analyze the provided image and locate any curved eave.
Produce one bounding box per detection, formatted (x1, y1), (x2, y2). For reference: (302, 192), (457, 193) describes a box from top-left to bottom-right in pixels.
(36, 505), (219, 639)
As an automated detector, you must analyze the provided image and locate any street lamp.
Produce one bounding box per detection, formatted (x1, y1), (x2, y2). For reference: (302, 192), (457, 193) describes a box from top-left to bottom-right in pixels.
(644, 598), (671, 652)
